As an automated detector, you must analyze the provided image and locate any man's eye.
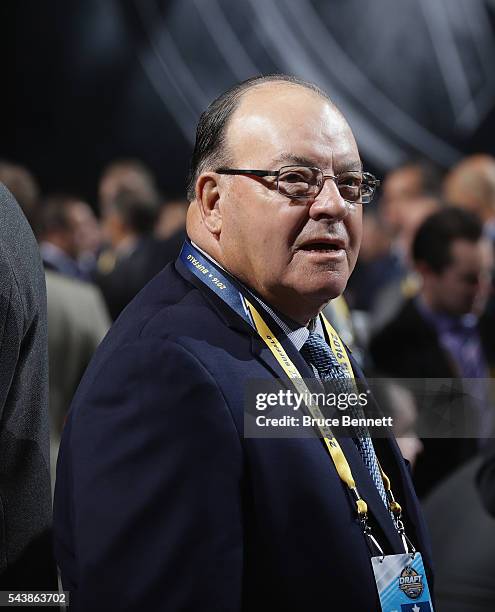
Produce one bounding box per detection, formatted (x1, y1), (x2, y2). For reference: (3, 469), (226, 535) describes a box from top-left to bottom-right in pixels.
(337, 173), (362, 187)
(283, 173), (308, 183)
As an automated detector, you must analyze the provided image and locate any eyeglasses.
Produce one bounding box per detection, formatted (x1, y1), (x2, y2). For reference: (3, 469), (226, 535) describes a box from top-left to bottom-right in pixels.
(216, 165), (379, 204)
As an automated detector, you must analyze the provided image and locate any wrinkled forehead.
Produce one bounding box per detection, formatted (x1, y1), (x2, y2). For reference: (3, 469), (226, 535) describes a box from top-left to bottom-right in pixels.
(225, 83), (360, 172)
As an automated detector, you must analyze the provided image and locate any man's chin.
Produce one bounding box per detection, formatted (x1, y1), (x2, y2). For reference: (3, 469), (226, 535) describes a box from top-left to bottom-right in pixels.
(293, 282), (346, 310)
(296, 273), (348, 302)
(267, 271), (349, 322)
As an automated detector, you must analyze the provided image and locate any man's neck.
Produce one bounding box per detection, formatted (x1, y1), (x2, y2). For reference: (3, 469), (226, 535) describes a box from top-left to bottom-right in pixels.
(190, 240), (317, 327)
(419, 292), (440, 314)
(252, 288), (319, 327)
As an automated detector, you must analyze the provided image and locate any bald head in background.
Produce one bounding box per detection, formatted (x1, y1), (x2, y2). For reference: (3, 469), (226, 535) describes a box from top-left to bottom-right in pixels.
(444, 154), (495, 223)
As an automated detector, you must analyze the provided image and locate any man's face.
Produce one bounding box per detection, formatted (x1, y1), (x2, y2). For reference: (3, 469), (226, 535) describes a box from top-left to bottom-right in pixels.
(67, 201), (102, 256)
(215, 84), (363, 322)
(380, 166), (424, 233)
(428, 239), (493, 316)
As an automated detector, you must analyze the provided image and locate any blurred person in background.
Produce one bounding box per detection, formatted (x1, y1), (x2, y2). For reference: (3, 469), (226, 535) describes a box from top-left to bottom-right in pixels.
(155, 197), (188, 261)
(0, 165), (111, 487)
(38, 195), (94, 281)
(155, 197), (188, 241)
(346, 198), (442, 343)
(370, 207), (493, 378)
(371, 379), (424, 470)
(99, 158), (158, 216)
(380, 159), (443, 237)
(395, 196), (442, 263)
(45, 270), (111, 483)
(444, 154), (495, 240)
(347, 160), (443, 330)
(95, 159), (183, 320)
(378, 160), (443, 303)
(40, 194), (110, 485)
(444, 154), (495, 329)
(38, 193), (111, 456)
(368, 195), (442, 332)
(0, 160), (40, 229)
(64, 197), (103, 277)
(369, 207), (495, 497)
(39, 197), (110, 441)
(425, 451), (495, 612)
(345, 211), (404, 314)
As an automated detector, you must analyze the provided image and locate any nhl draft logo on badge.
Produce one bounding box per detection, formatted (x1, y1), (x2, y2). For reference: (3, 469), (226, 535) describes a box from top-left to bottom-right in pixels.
(398, 566), (424, 600)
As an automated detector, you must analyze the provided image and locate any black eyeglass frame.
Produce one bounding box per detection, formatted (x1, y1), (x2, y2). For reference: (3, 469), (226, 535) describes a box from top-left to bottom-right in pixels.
(216, 166), (380, 204)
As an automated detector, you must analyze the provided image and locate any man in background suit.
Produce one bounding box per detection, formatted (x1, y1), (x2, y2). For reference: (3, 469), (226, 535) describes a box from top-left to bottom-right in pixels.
(54, 75), (434, 611)
(370, 207), (495, 497)
(45, 270), (111, 485)
(94, 178), (184, 320)
(38, 195), (98, 282)
(0, 184), (57, 590)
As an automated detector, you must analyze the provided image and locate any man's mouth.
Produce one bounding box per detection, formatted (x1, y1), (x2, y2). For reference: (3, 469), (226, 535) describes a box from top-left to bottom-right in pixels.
(298, 239), (346, 252)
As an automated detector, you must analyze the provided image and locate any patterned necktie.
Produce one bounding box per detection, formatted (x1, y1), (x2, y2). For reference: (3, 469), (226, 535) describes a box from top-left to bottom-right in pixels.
(301, 331), (388, 507)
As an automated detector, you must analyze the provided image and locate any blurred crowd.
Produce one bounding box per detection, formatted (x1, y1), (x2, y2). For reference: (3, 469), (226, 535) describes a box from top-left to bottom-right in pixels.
(2, 154), (495, 494)
(0, 159), (188, 478)
(345, 154), (495, 494)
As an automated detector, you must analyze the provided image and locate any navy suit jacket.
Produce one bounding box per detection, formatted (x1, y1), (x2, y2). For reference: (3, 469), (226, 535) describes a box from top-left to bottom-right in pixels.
(54, 255), (434, 611)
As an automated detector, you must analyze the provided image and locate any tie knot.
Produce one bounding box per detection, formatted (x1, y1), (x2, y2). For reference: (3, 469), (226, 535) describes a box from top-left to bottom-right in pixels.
(301, 331), (340, 374)
(302, 330), (329, 352)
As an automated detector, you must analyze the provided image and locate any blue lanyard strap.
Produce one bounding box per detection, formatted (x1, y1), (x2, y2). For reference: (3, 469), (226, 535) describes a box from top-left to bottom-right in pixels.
(180, 240), (256, 327)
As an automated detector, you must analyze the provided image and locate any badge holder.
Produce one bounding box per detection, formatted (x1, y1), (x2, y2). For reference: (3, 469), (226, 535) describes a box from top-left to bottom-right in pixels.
(359, 495), (435, 612)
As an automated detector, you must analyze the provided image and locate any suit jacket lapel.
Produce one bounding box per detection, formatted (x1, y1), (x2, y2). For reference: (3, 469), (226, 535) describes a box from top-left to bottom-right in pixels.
(176, 256), (314, 382)
(249, 323), (315, 382)
(175, 256), (252, 333)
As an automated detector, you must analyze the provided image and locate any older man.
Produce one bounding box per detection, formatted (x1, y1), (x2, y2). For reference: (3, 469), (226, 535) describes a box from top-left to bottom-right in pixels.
(54, 75), (433, 611)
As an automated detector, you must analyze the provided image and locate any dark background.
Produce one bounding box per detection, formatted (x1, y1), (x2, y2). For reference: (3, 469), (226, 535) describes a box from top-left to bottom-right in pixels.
(5, 0), (495, 204)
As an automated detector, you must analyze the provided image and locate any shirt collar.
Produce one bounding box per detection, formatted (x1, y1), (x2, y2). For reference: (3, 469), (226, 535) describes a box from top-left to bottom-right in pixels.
(190, 241), (323, 350)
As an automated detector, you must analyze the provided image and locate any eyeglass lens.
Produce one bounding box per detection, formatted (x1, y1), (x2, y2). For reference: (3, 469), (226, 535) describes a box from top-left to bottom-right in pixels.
(277, 166), (375, 203)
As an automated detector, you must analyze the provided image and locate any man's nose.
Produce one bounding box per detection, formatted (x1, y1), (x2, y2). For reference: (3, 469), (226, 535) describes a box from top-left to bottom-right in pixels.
(307, 178), (348, 221)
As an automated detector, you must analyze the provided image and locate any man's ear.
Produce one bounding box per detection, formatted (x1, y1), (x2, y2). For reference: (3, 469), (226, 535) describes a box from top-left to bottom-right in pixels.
(414, 261), (436, 286)
(195, 172), (222, 236)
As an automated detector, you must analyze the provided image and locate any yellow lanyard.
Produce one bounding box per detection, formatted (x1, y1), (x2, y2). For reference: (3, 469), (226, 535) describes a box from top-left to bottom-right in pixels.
(245, 298), (403, 522)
